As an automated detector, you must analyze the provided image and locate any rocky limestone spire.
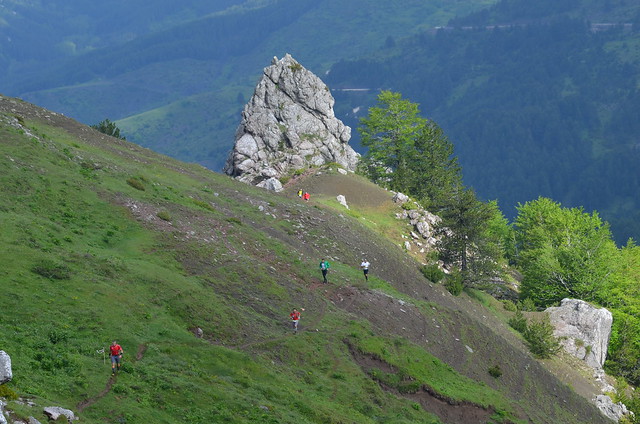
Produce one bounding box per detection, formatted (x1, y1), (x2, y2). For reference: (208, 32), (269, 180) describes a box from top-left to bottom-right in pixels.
(223, 54), (359, 191)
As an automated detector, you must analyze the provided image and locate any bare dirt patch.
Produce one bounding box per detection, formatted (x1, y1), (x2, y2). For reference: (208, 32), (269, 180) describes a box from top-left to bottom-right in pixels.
(347, 342), (496, 424)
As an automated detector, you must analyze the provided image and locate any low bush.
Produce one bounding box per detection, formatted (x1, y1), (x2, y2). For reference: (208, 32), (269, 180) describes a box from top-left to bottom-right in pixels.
(501, 300), (517, 312)
(31, 259), (71, 280)
(518, 297), (536, 312)
(0, 384), (19, 400)
(524, 317), (562, 359)
(508, 310), (528, 333)
(192, 199), (216, 212)
(488, 365), (503, 378)
(444, 273), (463, 296)
(157, 209), (171, 221)
(420, 264), (445, 283)
(126, 177), (145, 191)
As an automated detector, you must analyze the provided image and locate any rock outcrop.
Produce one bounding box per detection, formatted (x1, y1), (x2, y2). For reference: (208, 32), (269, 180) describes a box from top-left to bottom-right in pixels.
(546, 298), (613, 369)
(0, 351), (11, 384)
(223, 54), (359, 190)
(594, 394), (631, 422)
(43, 406), (75, 421)
(393, 193), (441, 248)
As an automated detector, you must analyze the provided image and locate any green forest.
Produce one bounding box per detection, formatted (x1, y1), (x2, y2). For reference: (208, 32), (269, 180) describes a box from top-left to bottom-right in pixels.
(328, 17), (640, 243)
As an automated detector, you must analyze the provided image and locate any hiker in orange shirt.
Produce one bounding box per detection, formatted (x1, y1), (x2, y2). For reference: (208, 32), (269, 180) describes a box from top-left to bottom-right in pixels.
(290, 308), (301, 333)
(109, 341), (123, 375)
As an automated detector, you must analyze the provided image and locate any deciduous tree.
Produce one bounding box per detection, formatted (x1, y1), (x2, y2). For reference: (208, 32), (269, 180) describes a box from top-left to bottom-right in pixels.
(514, 197), (618, 306)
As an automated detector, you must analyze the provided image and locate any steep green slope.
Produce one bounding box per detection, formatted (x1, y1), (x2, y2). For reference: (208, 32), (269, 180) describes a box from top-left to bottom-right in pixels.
(0, 96), (609, 423)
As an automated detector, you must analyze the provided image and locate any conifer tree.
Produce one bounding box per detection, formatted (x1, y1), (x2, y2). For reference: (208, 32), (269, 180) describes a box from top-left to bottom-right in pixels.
(358, 91), (461, 207)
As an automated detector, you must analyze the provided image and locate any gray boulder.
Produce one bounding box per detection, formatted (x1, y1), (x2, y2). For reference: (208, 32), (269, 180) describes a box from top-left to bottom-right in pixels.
(43, 407), (75, 421)
(594, 394), (630, 422)
(223, 54), (359, 190)
(392, 192), (409, 205)
(0, 351), (11, 384)
(546, 298), (613, 369)
(336, 195), (349, 209)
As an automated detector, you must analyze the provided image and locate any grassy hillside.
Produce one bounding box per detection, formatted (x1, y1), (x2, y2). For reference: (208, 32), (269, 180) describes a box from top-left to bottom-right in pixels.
(0, 96), (611, 423)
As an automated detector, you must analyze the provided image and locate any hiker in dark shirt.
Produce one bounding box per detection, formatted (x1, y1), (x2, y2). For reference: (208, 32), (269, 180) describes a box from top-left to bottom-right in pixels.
(319, 259), (330, 283)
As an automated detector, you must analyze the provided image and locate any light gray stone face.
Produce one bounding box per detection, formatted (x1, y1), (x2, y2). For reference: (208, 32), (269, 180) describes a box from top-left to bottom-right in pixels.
(546, 298), (613, 369)
(336, 195), (349, 209)
(0, 351), (11, 384)
(594, 394), (629, 422)
(223, 54), (359, 190)
(43, 406), (75, 421)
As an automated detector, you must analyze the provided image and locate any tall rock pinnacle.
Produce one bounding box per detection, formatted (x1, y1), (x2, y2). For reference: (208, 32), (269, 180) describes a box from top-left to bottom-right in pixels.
(223, 54), (359, 191)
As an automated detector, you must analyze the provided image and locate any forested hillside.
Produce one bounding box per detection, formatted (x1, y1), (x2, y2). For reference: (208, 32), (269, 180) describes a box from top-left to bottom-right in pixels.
(4, 0), (639, 243)
(327, 1), (640, 243)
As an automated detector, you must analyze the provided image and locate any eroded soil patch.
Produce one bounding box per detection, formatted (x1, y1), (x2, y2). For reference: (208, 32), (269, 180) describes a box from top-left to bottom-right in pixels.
(347, 342), (495, 424)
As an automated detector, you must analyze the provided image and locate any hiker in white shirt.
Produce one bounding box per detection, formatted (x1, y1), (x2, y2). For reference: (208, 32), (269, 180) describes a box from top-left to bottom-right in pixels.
(360, 259), (370, 281)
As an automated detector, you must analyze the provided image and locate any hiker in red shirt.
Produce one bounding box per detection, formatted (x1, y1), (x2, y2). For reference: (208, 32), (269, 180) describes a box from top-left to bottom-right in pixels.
(109, 341), (123, 375)
(290, 308), (301, 333)
(303, 192), (310, 202)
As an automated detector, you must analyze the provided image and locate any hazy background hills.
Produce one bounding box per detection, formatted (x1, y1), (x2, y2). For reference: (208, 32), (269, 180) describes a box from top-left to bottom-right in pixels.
(2, 0), (640, 242)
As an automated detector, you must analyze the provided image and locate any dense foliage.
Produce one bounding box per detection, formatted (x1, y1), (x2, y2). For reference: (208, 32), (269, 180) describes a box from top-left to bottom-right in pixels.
(358, 90), (640, 403)
(514, 197), (618, 306)
(359, 92), (502, 286)
(91, 119), (127, 140)
(509, 197), (640, 387)
(358, 91), (461, 208)
(328, 16), (640, 244)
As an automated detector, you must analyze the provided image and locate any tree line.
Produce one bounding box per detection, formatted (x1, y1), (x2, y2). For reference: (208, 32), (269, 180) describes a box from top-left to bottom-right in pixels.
(327, 17), (640, 244)
(359, 91), (640, 415)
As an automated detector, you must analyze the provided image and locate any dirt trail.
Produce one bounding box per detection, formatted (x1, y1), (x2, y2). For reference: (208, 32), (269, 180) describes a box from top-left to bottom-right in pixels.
(77, 344), (147, 413)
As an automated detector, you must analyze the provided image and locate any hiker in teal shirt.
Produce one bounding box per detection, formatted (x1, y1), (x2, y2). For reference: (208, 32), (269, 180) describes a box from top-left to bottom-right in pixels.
(319, 259), (330, 283)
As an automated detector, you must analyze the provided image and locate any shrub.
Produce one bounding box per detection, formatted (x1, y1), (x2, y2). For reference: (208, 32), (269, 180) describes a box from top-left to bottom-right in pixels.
(524, 317), (562, 359)
(518, 297), (536, 312)
(420, 264), (445, 283)
(508, 310), (528, 333)
(288, 62), (303, 72)
(488, 365), (503, 378)
(32, 259), (71, 280)
(91, 118), (126, 140)
(279, 176), (291, 185)
(156, 209), (171, 221)
(126, 177), (145, 191)
(227, 217), (242, 225)
(444, 273), (463, 296)
(192, 199), (216, 212)
(0, 384), (19, 400)
(397, 380), (422, 394)
(502, 299), (517, 312)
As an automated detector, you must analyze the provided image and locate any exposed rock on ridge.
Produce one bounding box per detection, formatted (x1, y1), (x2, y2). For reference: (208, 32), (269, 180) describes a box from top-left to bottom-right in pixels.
(546, 298), (612, 369)
(223, 54), (359, 190)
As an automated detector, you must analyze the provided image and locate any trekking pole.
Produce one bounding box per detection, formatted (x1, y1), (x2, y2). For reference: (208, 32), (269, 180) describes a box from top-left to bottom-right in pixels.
(96, 348), (105, 365)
